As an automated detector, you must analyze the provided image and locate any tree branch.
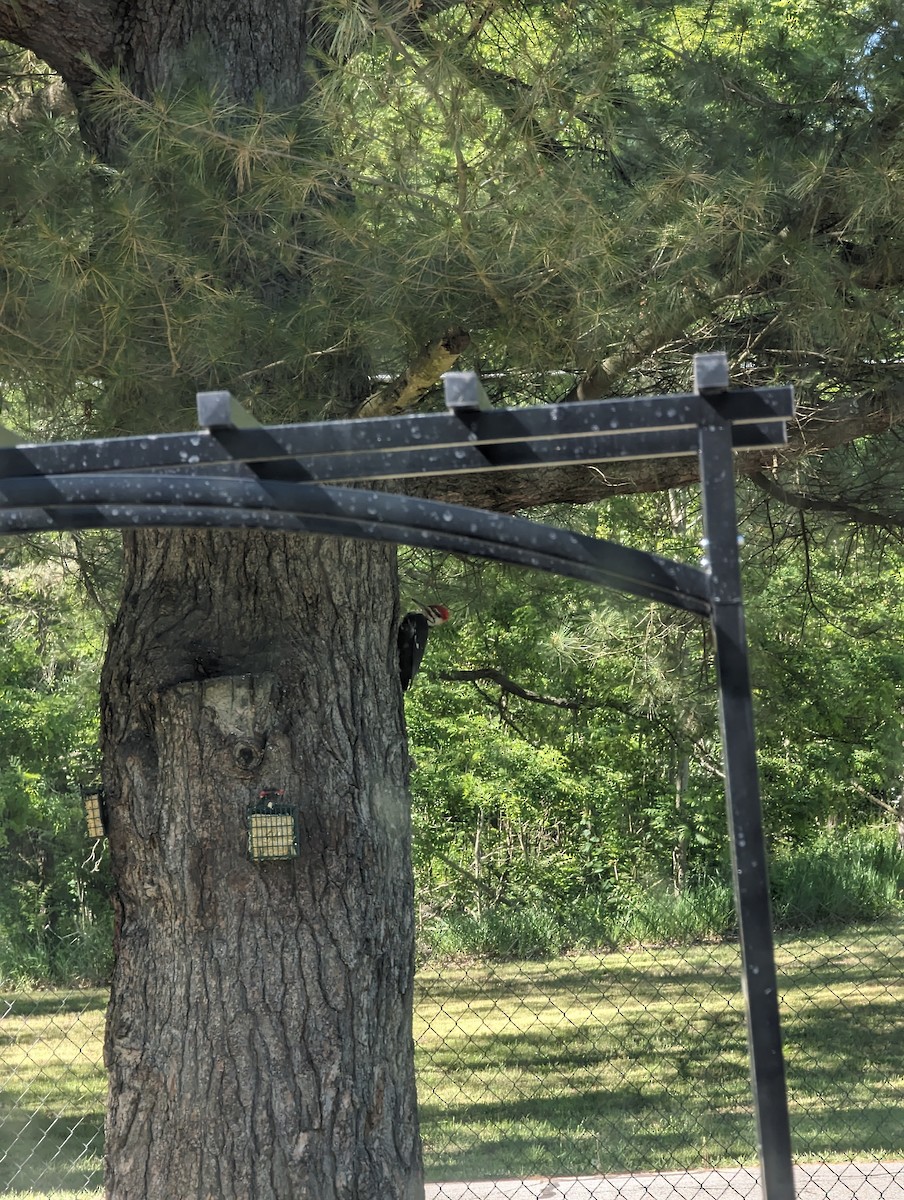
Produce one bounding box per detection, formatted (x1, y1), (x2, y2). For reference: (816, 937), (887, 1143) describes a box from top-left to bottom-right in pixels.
(0, 0), (116, 90)
(556, 230), (799, 403)
(421, 378), (904, 513)
(750, 471), (904, 534)
(390, 8), (643, 178)
(439, 666), (585, 710)
(439, 665), (672, 746)
(416, 841), (509, 904)
(355, 328), (470, 418)
(851, 781), (902, 821)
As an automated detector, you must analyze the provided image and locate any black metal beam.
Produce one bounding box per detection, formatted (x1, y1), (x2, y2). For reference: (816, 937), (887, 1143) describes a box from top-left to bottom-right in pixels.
(0, 476), (712, 614)
(699, 417), (795, 1200)
(205, 421), (789, 485)
(0, 387), (792, 486)
(192, 385), (794, 452)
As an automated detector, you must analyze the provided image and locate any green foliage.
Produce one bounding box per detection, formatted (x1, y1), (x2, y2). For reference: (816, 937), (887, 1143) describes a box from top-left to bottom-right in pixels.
(0, 553), (110, 986)
(610, 878), (736, 946)
(2, 3), (904, 447)
(405, 482), (904, 956)
(2, 3), (904, 978)
(0, 484), (901, 979)
(417, 828), (904, 959)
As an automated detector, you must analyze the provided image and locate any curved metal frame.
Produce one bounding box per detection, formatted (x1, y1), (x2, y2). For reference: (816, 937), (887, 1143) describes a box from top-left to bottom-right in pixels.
(0, 355), (797, 1200)
(0, 475), (711, 613)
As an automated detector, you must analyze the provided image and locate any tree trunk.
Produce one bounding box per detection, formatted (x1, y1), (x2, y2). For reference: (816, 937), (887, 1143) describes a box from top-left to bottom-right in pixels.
(672, 752), (690, 895)
(101, 528), (423, 1199)
(45, 0), (428, 1190)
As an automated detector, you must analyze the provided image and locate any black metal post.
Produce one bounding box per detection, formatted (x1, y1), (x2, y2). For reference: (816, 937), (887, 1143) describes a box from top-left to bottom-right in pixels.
(698, 413), (795, 1200)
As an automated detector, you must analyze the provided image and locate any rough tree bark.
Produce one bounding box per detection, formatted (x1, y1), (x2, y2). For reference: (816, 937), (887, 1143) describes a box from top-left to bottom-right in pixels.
(101, 529), (421, 1199)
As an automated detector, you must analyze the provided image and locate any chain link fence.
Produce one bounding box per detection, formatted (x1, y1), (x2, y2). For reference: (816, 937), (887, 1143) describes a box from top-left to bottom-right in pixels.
(2, 909), (902, 1199)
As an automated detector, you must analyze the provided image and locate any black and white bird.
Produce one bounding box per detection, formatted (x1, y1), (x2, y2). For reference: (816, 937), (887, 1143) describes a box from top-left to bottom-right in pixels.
(398, 603), (450, 691)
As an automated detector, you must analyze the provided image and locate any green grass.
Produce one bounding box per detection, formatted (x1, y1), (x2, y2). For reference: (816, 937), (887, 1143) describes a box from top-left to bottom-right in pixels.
(3, 924), (904, 1194)
(417, 921), (904, 1181)
(0, 991), (106, 1198)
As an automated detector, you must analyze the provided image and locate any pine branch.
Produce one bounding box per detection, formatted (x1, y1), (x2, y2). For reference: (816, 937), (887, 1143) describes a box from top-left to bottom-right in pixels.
(392, 17), (640, 176)
(439, 666), (585, 710)
(438, 666), (645, 723)
(439, 665), (679, 747)
(750, 471), (904, 535)
(355, 328), (470, 418)
(480, 680), (541, 743)
(395, 22), (569, 160)
(422, 377), (904, 513)
(556, 229), (798, 403)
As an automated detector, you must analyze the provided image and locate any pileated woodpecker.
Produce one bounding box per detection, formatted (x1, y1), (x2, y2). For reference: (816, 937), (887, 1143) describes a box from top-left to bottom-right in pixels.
(398, 603), (450, 691)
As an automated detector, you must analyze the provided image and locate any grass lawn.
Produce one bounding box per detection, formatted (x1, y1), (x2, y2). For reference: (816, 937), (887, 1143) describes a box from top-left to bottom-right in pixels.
(2, 921), (903, 1196)
(0, 990), (106, 1198)
(417, 920), (904, 1181)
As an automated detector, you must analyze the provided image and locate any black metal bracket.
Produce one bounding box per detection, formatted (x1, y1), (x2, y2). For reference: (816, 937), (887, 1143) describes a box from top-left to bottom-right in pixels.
(0, 353), (796, 1199)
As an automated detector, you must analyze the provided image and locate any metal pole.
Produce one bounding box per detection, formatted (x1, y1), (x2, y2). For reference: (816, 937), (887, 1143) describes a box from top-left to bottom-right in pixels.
(698, 416), (796, 1200)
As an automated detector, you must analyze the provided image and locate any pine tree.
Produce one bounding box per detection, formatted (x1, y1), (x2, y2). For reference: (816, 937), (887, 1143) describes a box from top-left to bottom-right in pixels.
(1, 2), (904, 1195)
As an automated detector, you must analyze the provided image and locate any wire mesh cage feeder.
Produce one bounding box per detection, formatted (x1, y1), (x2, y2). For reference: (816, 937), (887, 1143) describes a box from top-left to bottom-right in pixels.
(82, 788), (107, 839)
(247, 788), (298, 861)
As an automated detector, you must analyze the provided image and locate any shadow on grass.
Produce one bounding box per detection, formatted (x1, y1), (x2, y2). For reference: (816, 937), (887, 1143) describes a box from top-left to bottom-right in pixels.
(418, 955), (904, 1013)
(418, 1014), (750, 1085)
(0, 992), (107, 1020)
(0, 1109), (104, 1194)
(416, 961), (743, 1008)
(419, 1087), (759, 1180)
(419, 969), (904, 1181)
(418, 919), (904, 1002)
(420, 1078), (904, 1182)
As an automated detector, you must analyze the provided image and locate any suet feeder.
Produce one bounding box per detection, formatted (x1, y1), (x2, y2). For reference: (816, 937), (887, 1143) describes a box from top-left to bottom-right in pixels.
(247, 789), (298, 861)
(82, 788), (107, 839)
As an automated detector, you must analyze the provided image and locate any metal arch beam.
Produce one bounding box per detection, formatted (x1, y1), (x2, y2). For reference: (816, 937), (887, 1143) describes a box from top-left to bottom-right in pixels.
(0, 389), (792, 485)
(0, 476), (712, 614)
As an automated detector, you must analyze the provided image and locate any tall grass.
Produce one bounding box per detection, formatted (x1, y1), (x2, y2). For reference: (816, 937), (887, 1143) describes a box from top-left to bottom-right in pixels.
(610, 877), (736, 945)
(4, 826), (902, 981)
(419, 824), (904, 960)
(0, 917), (112, 990)
(771, 825), (904, 928)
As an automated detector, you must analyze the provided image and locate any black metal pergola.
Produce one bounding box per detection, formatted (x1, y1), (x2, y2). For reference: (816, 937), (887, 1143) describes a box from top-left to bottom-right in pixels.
(0, 351), (796, 1199)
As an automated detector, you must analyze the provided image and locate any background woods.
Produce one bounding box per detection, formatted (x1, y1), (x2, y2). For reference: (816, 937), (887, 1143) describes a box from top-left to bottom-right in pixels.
(2, 491), (904, 978)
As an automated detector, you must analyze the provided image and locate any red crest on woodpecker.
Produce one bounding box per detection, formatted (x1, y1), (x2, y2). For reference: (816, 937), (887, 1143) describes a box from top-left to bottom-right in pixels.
(422, 604), (450, 626)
